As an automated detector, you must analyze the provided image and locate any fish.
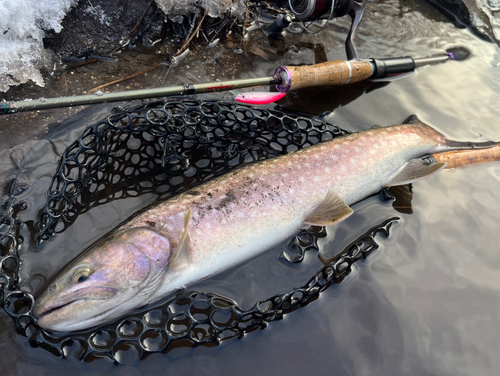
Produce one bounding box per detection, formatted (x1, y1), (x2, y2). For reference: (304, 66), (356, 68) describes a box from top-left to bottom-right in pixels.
(233, 91), (286, 104)
(33, 117), (497, 332)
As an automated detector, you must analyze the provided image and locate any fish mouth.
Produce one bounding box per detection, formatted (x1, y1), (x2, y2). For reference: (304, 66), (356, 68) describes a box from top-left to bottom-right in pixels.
(34, 299), (83, 319)
(34, 287), (117, 319)
(34, 298), (114, 332)
(34, 286), (119, 331)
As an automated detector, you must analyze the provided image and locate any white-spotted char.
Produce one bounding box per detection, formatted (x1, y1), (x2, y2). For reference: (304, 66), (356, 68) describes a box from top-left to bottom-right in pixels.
(33, 117), (496, 331)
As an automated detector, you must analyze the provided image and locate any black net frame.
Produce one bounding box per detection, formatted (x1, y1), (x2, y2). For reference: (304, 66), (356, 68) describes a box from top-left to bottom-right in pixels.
(0, 100), (399, 363)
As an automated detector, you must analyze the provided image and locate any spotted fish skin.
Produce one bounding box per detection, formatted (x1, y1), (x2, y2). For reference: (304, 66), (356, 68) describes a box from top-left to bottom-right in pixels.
(121, 122), (452, 279)
(33, 119), (495, 331)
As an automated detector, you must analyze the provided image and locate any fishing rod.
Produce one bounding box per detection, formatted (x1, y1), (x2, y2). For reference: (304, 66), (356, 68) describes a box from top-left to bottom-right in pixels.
(0, 49), (466, 115)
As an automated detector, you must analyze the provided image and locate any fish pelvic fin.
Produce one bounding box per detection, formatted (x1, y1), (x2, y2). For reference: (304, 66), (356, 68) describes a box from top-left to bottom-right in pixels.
(386, 159), (446, 187)
(169, 209), (192, 270)
(303, 191), (354, 227)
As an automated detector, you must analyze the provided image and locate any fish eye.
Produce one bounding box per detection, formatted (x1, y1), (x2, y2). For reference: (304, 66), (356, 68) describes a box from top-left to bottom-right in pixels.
(72, 267), (92, 284)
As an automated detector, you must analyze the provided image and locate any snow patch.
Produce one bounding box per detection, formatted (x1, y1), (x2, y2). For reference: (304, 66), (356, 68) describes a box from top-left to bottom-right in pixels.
(0, 0), (248, 93)
(0, 0), (78, 92)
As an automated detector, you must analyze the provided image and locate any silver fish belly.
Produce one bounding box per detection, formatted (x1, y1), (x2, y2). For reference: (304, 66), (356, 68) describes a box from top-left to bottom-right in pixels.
(33, 118), (495, 331)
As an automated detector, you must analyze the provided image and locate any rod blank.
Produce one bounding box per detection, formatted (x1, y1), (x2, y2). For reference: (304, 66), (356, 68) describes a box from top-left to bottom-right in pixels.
(2, 77), (276, 115)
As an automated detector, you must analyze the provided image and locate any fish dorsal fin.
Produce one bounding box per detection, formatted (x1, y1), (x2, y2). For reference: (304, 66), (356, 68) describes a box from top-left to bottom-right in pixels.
(303, 191), (354, 226)
(402, 114), (428, 127)
(386, 159), (446, 187)
(169, 209), (192, 270)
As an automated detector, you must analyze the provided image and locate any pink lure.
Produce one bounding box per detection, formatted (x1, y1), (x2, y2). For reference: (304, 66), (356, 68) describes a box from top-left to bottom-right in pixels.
(235, 91), (286, 105)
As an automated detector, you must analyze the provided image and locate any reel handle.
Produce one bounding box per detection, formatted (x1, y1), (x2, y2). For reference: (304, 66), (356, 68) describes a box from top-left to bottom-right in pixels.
(274, 59), (372, 92)
(345, 0), (367, 61)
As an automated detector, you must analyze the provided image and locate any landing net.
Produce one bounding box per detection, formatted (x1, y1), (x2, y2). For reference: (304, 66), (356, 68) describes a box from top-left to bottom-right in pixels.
(0, 100), (398, 363)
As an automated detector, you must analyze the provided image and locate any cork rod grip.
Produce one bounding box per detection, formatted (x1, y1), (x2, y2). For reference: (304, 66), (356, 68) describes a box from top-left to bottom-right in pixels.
(276, 60), (373, 92)
(432, 143), (500, 169)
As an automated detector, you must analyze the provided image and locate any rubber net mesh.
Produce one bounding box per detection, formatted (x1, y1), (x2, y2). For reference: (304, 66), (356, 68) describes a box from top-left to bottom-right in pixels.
(0, 100), (398, 363)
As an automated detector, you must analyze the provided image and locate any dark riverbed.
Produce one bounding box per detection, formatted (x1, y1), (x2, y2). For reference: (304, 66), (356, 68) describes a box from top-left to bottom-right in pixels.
(1, 0), (500, 375)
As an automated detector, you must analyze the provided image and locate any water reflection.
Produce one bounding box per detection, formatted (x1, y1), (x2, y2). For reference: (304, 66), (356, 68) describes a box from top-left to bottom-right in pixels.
(280, 80), (391, 115)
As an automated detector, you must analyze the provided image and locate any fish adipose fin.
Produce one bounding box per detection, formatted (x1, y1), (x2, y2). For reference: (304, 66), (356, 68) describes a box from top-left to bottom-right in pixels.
(373, 115), (424, 130)
(303, 191), (354, 226)
(402, 114), (426, 126)
(402, 115), (496, 150)
(386, 159), (446, 187)
(169, 209), (193, 270)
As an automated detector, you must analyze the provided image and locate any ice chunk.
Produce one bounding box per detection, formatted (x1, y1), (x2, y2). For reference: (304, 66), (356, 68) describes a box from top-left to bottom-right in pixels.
(0, 0), (77, 92)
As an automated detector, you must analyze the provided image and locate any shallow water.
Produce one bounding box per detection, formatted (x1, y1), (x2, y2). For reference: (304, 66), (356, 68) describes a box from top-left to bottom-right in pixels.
(1, 0), (500, 375)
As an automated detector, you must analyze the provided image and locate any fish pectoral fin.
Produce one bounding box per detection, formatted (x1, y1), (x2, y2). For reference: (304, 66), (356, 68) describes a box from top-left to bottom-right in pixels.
(386, 159), (446, 187)
(170, 233), (192, 270)
(303, 191), (354, 226)
(169, 209), (192, 270)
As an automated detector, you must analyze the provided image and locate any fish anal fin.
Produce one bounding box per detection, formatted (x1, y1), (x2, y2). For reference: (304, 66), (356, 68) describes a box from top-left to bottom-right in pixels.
(303, 191), (354, 227)
(386, 159), (446, 187)
(169, 209), (192, 270)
